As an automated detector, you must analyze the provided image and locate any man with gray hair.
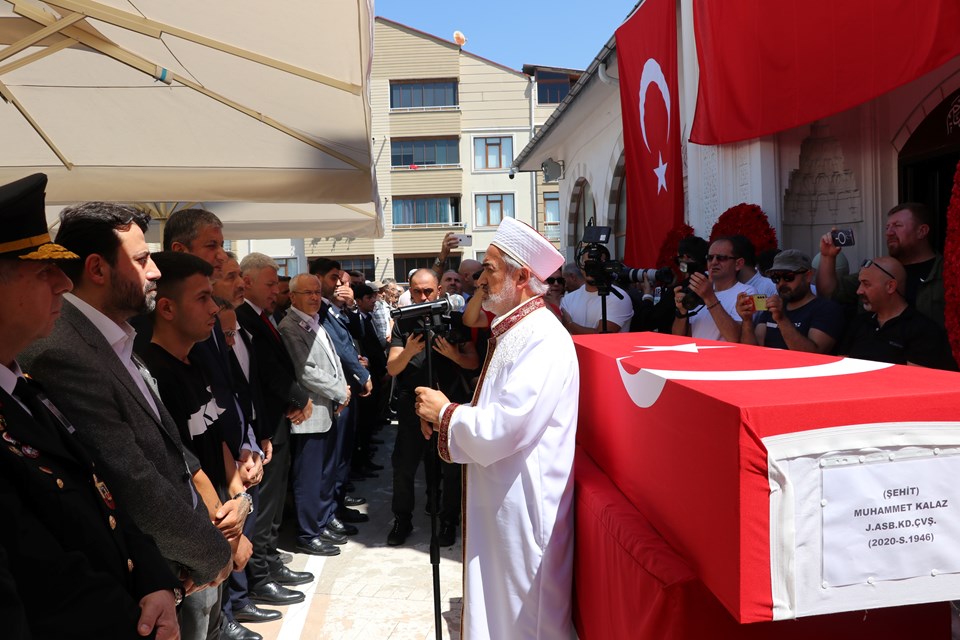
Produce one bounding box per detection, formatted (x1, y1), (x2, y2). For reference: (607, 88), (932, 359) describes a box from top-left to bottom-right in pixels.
(415, 217), (578, 640)
(236, 253), (314, 608)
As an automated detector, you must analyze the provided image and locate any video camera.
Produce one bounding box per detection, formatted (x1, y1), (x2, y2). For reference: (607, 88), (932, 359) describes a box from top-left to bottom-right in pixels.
(392, 293), (471, 345)
(575, 224), (675, 293)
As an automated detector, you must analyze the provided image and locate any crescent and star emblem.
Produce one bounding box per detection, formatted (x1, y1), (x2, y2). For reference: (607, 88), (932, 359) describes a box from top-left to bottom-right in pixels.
(617, 343), (892, 408)
(638, 57), (671, 194)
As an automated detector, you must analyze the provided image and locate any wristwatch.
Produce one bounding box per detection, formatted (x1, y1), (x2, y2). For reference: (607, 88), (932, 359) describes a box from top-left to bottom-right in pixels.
(172, 587), (184, 607)
(433, 257), (445, 269)
(232, 491), (254, 515)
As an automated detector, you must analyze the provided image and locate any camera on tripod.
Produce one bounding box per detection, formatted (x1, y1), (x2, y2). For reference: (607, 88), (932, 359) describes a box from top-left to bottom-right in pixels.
(575, 224), (674, 292)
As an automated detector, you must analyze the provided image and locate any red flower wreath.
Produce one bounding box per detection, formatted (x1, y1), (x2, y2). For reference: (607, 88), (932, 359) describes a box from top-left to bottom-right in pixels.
(943, 159), (960, 364)
(709, 203), (778, 254)
(656, 222), (695, 278)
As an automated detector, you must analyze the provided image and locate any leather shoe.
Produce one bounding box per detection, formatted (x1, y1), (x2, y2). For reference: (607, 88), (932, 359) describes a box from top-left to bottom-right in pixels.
(296, 538), (341, 556)
(222, 620), (263, 640)
(438, 521), (457, 547)
(279, 551), (294, 565)
(233, 603), (282, 624)
(327, 516), (359, 536)
(317, 527), (348, 545)
(271, 564), (314, 586)
(343, 495), (366, 507)
(248, 581), (305, 605)
(387, 517), (413, 546)
(337, 506), (370, 523)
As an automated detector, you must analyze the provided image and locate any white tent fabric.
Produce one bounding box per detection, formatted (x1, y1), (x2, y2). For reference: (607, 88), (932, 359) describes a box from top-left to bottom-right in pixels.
(1, 0), (382, 237)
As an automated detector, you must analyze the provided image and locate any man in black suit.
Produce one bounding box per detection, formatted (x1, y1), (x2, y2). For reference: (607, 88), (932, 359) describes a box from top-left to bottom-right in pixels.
(0, 173), (181, 639)
(22, 200), (235, 640)
(352, 283), (388, 477)
(236, 253), (313, 606)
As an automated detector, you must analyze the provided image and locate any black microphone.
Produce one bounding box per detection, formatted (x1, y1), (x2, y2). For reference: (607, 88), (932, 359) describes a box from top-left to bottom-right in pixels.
(390, 293), (466, 320)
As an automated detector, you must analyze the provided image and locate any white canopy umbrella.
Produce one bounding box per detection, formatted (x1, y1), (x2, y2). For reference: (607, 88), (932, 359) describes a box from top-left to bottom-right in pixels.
(0, 0), (382, 237)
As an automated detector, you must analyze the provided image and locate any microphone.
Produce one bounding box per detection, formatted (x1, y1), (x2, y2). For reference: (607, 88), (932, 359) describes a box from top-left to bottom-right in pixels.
(390, 293), (466, 320)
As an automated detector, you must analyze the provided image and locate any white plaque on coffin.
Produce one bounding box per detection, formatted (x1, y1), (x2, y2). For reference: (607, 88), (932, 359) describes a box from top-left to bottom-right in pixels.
(821, 455), (960, 586)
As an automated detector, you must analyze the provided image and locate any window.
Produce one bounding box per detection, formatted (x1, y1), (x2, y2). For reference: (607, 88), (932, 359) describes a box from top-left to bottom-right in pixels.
(536, 71), (573, 104)
(394, 255), (462, 284)
(475, 193), (515, 227)
(473, 137), (513, 170)
(544, 192), (560, 241)
(274, 257), (298, 277)
(390, 80), (458, 109)
(330, 256), (375, 281)
(392, 196), (461, 226)
(391, 138), (460, 168)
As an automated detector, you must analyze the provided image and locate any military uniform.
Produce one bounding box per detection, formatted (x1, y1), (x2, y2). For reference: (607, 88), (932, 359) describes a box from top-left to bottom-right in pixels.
(0, 372), (180, 638)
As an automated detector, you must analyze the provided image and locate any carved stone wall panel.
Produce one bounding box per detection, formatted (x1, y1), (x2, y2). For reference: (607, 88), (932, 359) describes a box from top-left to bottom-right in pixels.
(783, 123), (862, 226)
(701, 145), (720, 231)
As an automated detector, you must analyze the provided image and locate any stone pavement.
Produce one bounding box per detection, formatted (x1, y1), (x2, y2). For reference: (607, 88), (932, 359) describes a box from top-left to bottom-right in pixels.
(249, 428), (464, 640)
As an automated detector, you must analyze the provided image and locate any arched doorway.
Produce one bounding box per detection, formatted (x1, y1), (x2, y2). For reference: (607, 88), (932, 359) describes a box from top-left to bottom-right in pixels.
(898, 86), (960, 253)
(567, 177), (595, 252)
(608, 152), (627, 260)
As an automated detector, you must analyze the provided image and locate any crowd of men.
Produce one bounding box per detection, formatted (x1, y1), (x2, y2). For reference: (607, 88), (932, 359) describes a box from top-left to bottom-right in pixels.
(546, 202), (955, 371)
(2, 166), (953, 640)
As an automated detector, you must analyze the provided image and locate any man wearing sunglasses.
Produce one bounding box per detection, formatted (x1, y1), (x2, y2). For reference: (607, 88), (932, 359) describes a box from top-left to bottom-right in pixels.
(817, 203), (943, 328)
(837, 256), (956, 370)
(672, 237), (755, 342)
(735, 250), (844, 353)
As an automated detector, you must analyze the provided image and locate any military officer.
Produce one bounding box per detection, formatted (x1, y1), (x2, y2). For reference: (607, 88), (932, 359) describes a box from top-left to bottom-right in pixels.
(0, 174), (181, 639)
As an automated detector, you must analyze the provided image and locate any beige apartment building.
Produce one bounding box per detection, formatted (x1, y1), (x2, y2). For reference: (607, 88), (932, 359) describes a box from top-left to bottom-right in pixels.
(302, 17), (578, 282)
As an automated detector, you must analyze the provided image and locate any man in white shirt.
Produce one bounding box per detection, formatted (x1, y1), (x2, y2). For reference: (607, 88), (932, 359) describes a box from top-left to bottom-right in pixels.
(559, 248), (634, 334)
(672, 236), (755, 342)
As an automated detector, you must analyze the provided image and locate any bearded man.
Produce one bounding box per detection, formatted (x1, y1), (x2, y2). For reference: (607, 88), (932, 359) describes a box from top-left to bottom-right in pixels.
(415, 217), (578, 640)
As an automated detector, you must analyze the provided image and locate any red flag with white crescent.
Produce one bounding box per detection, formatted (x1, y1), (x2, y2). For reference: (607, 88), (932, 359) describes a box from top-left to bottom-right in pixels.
(616, 0), (684, 267)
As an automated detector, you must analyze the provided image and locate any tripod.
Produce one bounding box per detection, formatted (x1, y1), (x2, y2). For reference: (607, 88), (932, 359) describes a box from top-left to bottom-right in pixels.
(419, 311), (444, 640)
(594, 278), (625, 335)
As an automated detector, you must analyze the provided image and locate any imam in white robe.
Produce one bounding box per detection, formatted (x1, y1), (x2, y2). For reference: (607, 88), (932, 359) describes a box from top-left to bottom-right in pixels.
(438, 296), (579, 640)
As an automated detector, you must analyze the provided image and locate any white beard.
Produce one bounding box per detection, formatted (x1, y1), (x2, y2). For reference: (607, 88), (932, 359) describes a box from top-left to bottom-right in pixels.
(481, 286), (519, 317)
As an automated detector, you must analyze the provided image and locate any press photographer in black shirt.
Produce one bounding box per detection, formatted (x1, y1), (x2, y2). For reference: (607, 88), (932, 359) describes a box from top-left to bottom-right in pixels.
(385, 269), (478, 547)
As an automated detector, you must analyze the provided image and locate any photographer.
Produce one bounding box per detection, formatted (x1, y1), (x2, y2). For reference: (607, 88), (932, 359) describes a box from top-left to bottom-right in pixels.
(559, 245), (634, 334)
(385, 269), (479, 547)
(672, 237), (754, 342)
(629, 236), (707, 333)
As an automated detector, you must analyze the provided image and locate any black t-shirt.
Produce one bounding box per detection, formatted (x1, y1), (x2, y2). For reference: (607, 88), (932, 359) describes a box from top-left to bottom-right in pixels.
(141, 343), (230, 495)
(839, 306), (958, 371)
(904, 258), (935, 306)
(756, 296), (845, 351)
(390, 316), (472, 403)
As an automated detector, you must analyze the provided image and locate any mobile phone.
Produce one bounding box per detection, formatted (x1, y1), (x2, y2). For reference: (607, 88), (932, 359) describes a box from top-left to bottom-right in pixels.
(831, 228), (855, 247)
(751, 294), (768, 312)
(454, 233), (473, 247)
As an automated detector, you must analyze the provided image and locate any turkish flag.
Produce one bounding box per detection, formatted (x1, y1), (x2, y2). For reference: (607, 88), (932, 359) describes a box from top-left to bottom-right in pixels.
(690, 0), (960, 145)
(616, 0), (684, 268)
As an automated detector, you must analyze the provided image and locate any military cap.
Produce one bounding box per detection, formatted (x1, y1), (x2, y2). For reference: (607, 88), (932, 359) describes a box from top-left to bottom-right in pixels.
(0, 173), (78, 261)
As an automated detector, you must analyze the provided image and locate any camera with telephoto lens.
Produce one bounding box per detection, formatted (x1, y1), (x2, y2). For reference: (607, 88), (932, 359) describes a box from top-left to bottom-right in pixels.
(575, 224), (658, 292)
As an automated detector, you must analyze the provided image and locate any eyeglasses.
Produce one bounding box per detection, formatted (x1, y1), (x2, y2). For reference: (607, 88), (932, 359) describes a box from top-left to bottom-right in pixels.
(223, 330), (238, 338)
(769, 270), (807, 284)
(293, 289), (322, 297)
(861, 259), (897, 281)
(546, 277), (566, 285)
(705, 254), (736, 263)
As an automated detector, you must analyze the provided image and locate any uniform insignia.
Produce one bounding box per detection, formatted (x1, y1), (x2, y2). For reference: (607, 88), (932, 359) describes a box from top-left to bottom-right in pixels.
(93, 474), (116, 510)
(38, 466), (53, 474)
(21, 445), (39, 458)
(2, 432), (17, 445)
(7, 445), (22, 457)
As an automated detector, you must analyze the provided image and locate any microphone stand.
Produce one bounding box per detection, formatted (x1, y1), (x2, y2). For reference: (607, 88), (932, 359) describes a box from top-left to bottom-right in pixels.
(421, 311), (443, 640)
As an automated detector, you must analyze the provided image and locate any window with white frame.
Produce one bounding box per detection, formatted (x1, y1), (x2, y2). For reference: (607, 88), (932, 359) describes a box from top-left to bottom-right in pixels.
(544, 192), (560, 241)
(473, 137), (513, 170)
(475, 193), (515, 227)
(391, 138), (460, 168)
(390, 80), (458, 109)
(392, 195), (461, 226)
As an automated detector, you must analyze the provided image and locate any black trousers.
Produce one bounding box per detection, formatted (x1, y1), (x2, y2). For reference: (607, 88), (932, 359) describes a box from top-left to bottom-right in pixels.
(246, 423), (291, 589)
(390, 395), (461, 524)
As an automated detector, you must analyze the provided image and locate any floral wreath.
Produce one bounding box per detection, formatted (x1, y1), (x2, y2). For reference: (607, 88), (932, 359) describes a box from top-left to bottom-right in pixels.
(943, 159), (960, 364)
(709, 203), (778, 254)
